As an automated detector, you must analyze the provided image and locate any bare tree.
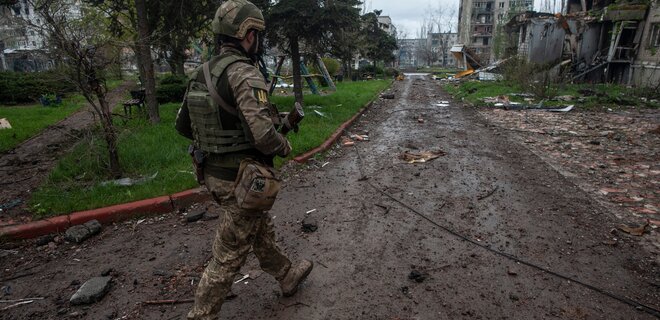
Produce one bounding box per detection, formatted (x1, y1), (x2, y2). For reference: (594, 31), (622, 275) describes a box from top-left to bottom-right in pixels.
(134, 0), (158, 123)
(28, 0), (122, 177)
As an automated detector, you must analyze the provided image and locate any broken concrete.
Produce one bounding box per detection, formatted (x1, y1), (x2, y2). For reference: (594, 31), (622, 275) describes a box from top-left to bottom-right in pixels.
(65, 220), (102, 243)
(70, 276), (112, 305)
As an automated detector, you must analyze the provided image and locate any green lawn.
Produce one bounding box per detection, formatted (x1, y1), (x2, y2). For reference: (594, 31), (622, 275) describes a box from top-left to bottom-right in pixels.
(30, 80), (391, 217)
(0, 95), (88, 153)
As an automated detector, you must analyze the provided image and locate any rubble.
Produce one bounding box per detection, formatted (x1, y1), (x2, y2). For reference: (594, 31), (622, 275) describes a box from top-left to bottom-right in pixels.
(481, 107), (659, 225)
(400, 150), (446, 163)
(185, 207), (206, 223)
(70, 276), (112, 305)
(65, 220), (102, 243)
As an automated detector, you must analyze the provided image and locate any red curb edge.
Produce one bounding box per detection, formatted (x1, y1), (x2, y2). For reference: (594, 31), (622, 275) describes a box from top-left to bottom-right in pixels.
(0, 189), (209, 241)
(293, 101), (374, 163)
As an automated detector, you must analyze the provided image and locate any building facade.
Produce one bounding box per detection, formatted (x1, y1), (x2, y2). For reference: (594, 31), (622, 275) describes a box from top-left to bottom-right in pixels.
(427, 32), (459, 67)
(1, 0), (82, 71)
(458, 0), (532, 64)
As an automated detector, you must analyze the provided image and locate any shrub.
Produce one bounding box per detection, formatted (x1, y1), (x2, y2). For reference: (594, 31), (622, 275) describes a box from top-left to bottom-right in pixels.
(0, 71), (78, 104)
(358, 65), (384, 78)
(156, 74), (188, 103)
(383, 67), (400, 77)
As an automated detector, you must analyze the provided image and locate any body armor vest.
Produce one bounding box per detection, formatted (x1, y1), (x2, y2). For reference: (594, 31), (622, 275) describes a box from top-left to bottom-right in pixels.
(187, 54), (253, 154)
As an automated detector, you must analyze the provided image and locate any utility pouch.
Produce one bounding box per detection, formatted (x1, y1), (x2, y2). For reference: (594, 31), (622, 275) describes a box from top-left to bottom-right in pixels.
(188, 145), (206, 185)
(233, 159), (281, 211)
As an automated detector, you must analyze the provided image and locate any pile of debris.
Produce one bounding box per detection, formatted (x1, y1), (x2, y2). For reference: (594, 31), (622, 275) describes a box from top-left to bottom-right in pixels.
(480, 107), (660, 228)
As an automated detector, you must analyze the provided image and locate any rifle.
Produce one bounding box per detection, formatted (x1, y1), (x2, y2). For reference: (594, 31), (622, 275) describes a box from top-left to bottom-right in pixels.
(279, 102), (304, 135)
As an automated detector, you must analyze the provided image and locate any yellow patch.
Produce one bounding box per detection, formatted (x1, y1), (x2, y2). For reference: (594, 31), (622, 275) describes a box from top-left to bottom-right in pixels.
(254, 89), (268, 104)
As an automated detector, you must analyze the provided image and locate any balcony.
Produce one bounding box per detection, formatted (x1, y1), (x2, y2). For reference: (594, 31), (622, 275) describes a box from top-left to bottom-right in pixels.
(472, 7), (493, 14)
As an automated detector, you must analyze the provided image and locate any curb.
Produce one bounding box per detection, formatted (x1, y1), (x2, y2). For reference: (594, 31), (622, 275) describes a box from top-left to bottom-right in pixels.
(293, 99), (378, 163)
(0, 188), (210, 240)
(1, 86), (387, 241)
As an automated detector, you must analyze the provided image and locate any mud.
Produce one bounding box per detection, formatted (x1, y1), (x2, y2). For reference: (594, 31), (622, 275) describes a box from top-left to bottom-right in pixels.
(0, 82), (135, 226)
(1, 75), (658, 320)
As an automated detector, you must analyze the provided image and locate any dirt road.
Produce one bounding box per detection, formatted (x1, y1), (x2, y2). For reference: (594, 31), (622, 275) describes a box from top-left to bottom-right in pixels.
(1, 75), (658, 319)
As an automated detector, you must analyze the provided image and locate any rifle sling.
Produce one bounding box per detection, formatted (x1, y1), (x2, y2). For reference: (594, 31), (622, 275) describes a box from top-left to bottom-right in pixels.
(203, 62), (238, 117)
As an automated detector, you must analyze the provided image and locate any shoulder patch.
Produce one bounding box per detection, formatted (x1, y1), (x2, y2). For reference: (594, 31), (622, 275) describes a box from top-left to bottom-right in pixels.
(246, 79), (268, 104)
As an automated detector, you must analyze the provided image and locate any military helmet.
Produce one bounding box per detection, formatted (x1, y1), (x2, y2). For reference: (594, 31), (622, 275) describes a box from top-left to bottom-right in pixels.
(212, 0), (265, 40)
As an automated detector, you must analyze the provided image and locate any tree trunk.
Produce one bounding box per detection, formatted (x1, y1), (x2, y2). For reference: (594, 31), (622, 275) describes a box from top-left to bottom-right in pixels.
(135, 0), (160, 124)
(89, 89), (121, 178)
(290, 36), (303, 105)
(167, 46), (186, 76)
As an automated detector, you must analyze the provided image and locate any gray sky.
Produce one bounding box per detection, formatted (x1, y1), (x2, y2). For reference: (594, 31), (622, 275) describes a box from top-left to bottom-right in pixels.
(369, 0), (550, 39)
(369, 0), (459, 38)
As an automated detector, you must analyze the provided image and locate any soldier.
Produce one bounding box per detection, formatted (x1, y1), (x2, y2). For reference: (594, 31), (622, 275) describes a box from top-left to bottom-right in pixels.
(175, 0), (313, 318)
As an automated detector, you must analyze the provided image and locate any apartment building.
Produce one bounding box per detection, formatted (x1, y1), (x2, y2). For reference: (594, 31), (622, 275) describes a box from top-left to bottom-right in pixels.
(458, 0), (532, 64)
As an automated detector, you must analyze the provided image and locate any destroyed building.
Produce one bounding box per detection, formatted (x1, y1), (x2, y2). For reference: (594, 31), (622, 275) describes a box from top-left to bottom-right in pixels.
(457, 0), (533, 64)
(503, 0), (660, 87)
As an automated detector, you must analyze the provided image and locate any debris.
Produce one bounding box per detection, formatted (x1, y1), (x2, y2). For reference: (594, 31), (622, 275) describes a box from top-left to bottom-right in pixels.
(321, 162), (330, 168)
(350, 134), (369, 141)
(417, 117), (425, 123)
(408, 270), (426, 283)
(65, 220), (102, 243)
(400, 150), (446, 163)
(0, 297), (45, 303)
(305, 209), (317, 214)
(185, 208), (206, 223)
(381, 93), (395, 99)
(301, 217), (318, 233)
(35, 234), (55, 247)
(555, 95), (574, 101)
(100, 172), (158, 187)
(233, 274), (249, 284)
(506, 267), (518, 276)
(617, 221), (649, 236)
(341, 137), (354, 147)
(313, 110), (328, 118)
(202, 213), (220, 221)
(70, 276), (112, 305)
(1, 300), (34, 311)
(0, 199), (22, 212)
(546, 105), (574, 112)
(0, 118), (12, 130)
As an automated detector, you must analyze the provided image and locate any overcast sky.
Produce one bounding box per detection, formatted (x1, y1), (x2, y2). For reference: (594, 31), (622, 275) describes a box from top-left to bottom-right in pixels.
(368, 0), (460, 38)
(368, 0), (550, 39)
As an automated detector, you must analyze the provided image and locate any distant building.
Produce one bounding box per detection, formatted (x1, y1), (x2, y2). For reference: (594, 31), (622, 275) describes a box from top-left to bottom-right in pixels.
(457, 0), (532, 64)
(377, 15), (397, 37)
(397, 39), (424, 68)
(1, 0), (82, 71)
(427, 32), (459, 67)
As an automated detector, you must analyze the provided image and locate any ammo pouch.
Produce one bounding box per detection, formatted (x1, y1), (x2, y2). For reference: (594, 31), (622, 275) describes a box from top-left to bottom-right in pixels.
(233, 159), (281, 211)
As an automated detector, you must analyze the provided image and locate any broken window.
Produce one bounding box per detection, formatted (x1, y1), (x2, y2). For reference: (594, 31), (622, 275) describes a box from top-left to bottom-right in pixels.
(499, 2), (504, 8)
(483, 37), (489, 45)
(650, 24), (660, 47)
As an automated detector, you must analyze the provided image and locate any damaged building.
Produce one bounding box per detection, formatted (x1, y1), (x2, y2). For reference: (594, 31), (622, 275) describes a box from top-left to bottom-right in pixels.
(503, 0), (660, 87)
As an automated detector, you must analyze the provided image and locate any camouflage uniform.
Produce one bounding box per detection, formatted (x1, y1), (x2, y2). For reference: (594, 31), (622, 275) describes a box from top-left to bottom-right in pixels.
(176, 2), (312, 318)
(176, 48), (293, 320)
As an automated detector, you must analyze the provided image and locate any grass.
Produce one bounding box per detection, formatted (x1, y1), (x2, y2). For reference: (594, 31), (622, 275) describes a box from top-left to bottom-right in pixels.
(30, 80), (391, 216)
(443, 80), (660, 109)
(0, 95), (88, 153)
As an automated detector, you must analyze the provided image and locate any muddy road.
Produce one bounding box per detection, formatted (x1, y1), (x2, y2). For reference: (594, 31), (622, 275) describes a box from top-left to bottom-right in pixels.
(1, 75), (658, 319)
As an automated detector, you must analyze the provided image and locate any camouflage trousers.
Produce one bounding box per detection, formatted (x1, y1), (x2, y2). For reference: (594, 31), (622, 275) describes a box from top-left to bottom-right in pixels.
(187, 173), (292, 320)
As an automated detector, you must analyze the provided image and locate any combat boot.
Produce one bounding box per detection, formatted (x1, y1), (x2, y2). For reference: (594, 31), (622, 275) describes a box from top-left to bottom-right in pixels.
(280, 259), (313, 297)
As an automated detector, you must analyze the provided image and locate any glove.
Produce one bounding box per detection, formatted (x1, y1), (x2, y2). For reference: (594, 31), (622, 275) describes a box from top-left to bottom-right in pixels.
(277, 139), (292, 157)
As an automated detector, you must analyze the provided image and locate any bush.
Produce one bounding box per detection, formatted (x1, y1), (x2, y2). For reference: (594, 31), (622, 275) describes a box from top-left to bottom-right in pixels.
(383, 67), (400, 77)
(0, 71), (78, 104)
(358, 65), (384, 79)
(156, 74), (188, 103)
